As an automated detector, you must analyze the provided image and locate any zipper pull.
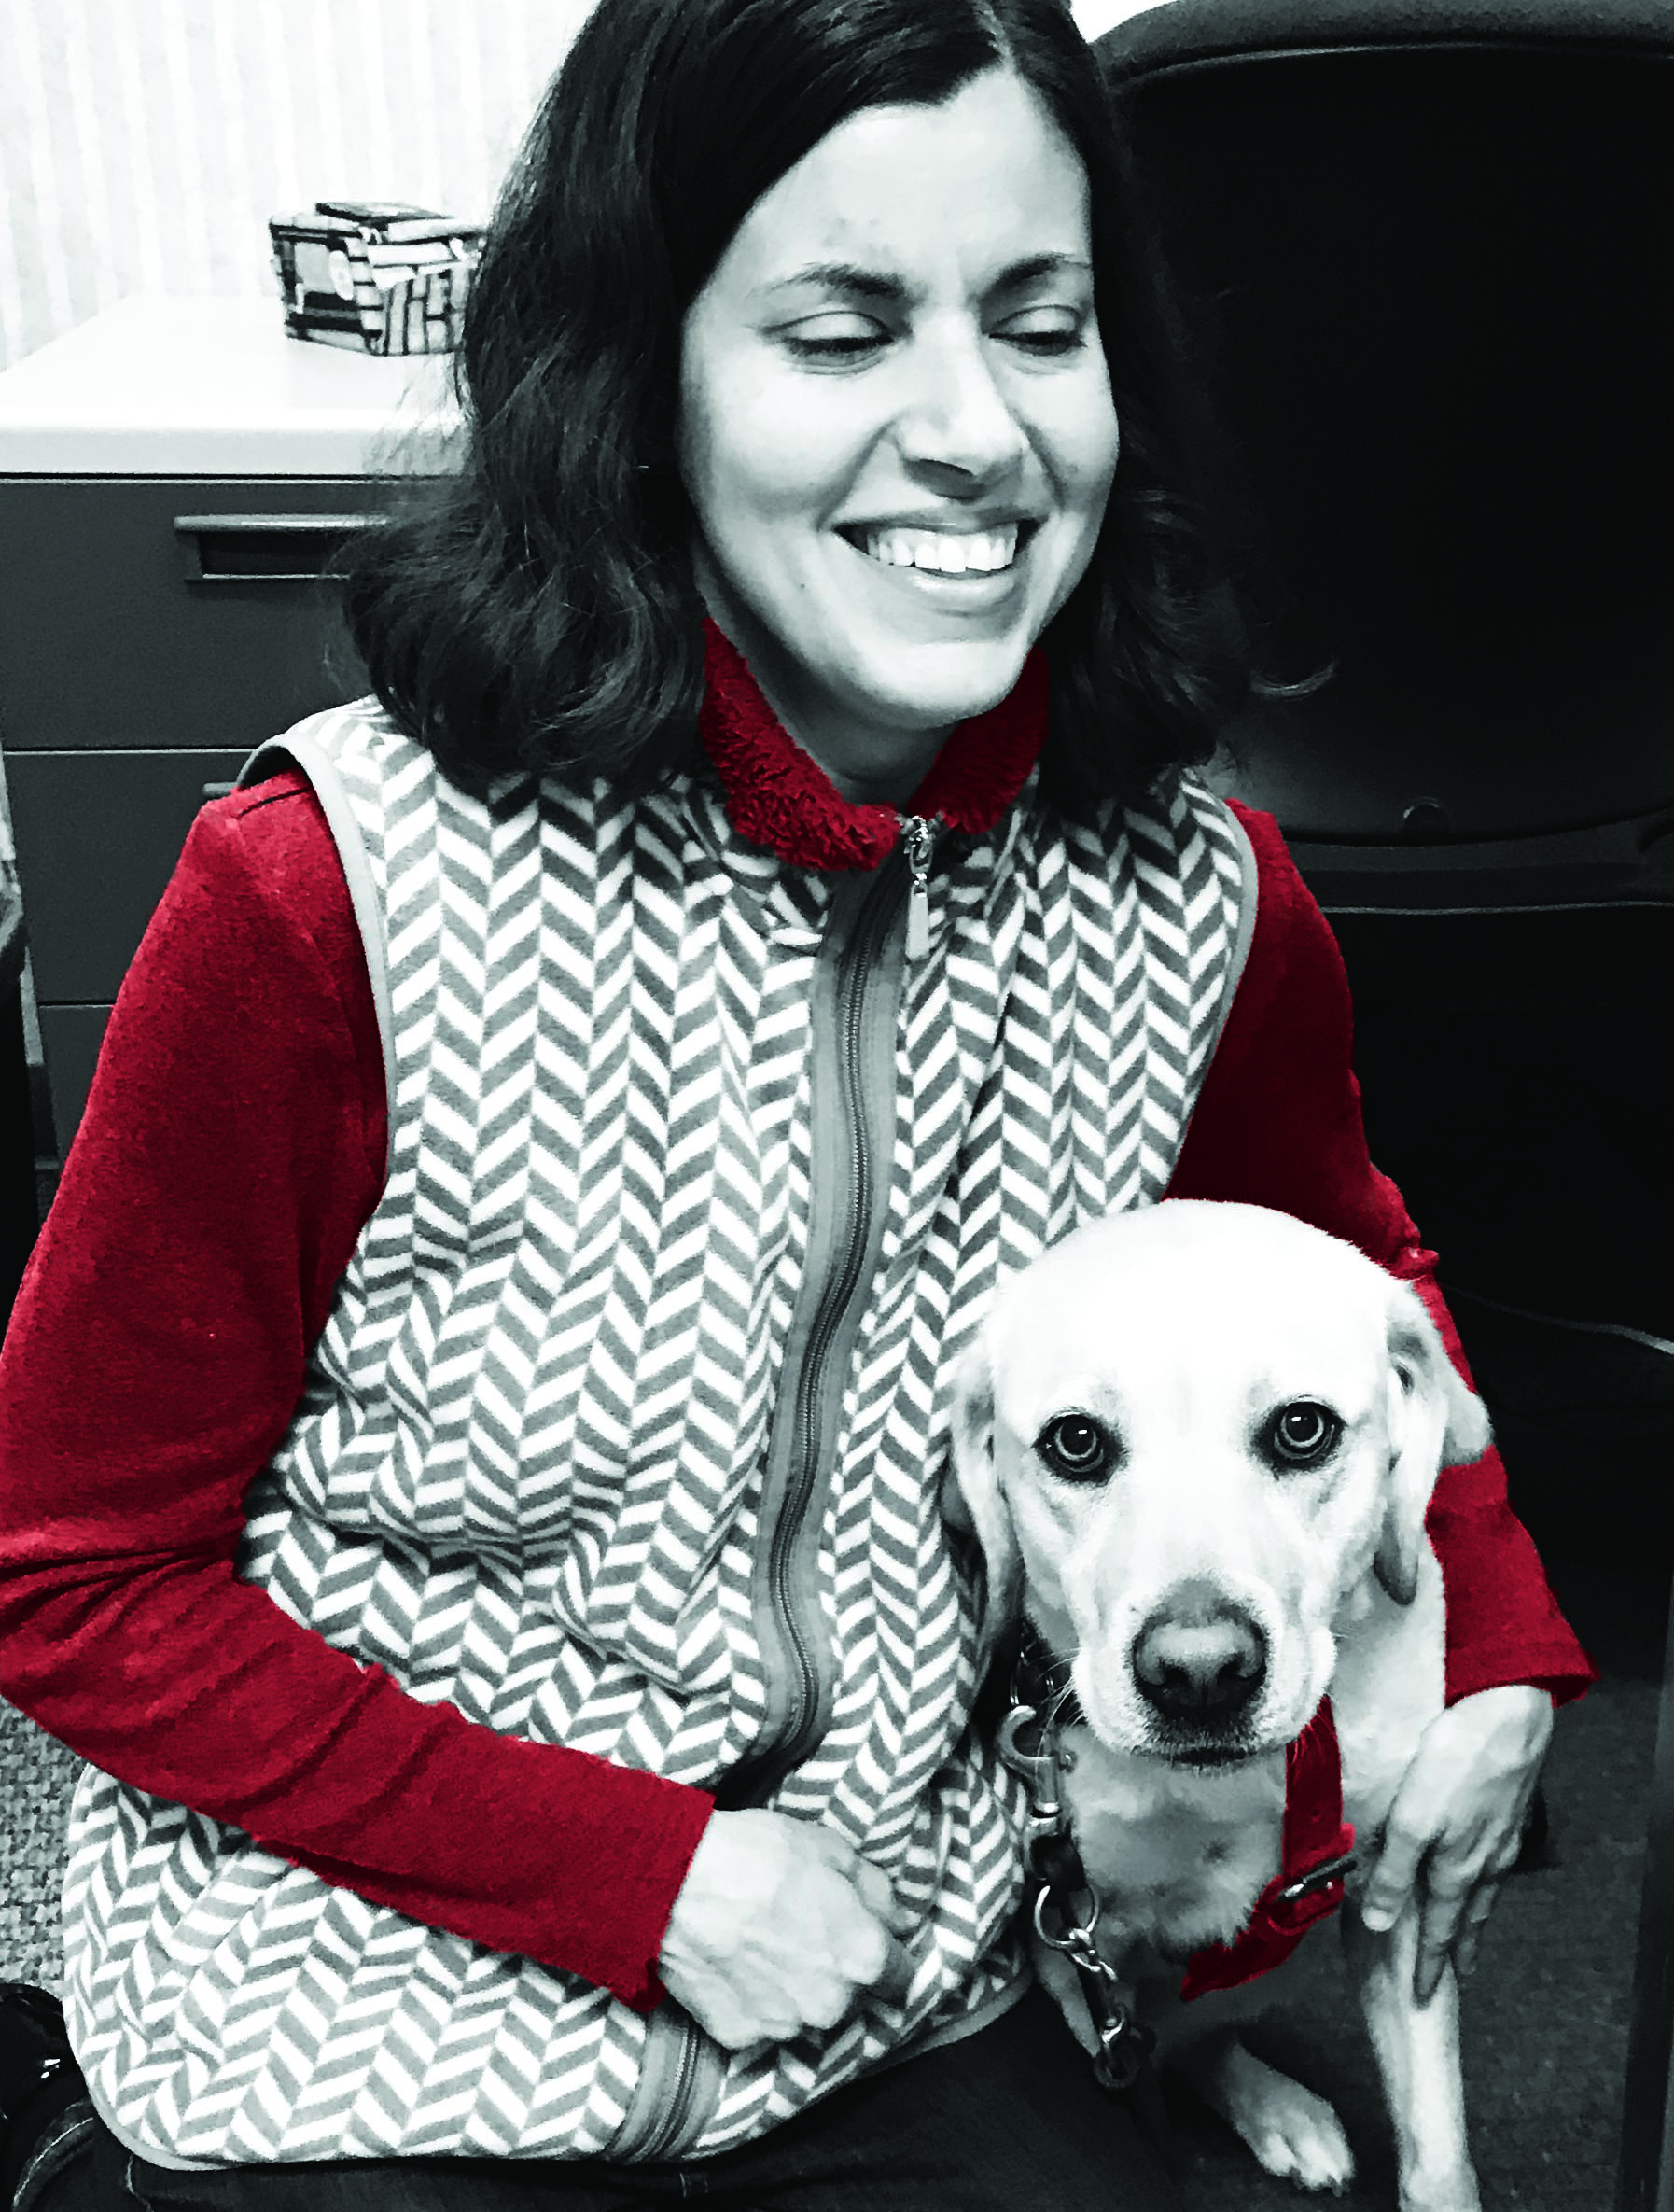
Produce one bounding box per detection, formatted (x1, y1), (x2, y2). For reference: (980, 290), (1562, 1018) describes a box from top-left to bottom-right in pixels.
(900, 814), (939, 959)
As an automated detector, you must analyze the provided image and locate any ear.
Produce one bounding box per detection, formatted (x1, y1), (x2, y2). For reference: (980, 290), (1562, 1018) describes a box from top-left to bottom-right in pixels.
(944, 1338), (1024, 1673)
(1374, 1284), (1493, 1605)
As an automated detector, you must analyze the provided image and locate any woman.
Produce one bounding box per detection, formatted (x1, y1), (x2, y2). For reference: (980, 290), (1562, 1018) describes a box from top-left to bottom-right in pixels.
(0, 1), (1590, 2205)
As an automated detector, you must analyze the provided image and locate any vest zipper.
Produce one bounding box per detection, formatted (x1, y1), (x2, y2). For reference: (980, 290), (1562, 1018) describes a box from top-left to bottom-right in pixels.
(718, 819), (933, 1807)
(614, 815), (934, 2163)
(619, 2006), (712, 2164)
(901, 813), (938, 959)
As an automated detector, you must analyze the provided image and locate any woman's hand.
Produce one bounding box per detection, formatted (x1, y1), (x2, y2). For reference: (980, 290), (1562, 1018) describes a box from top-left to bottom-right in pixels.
(1359, 1685), (1554, 2001)
(660, 1809), (915, 2050)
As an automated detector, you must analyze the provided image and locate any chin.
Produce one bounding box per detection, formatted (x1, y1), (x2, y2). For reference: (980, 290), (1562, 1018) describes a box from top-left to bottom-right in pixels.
(847, 637), (1033, 729)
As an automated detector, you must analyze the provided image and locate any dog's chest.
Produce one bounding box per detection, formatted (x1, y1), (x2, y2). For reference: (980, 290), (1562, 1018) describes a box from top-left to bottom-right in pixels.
(1058, 1728), (1289, 1960)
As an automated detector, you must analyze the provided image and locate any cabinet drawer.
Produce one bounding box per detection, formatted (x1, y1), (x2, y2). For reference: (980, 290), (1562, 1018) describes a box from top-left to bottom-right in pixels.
(7, 749), (249, 1002)
(36, 1003), (111, 1160)
(0, 477), (384, 751)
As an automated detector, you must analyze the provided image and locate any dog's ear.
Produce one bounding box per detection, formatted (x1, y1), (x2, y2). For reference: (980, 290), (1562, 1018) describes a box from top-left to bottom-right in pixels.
(1374, 1284), (1494, 1605)
(944, 1338), (1023, 1673)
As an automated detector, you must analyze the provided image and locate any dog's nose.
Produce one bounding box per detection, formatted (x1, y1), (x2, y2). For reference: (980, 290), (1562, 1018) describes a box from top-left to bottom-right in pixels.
(1131, 1586), (1267, 1723)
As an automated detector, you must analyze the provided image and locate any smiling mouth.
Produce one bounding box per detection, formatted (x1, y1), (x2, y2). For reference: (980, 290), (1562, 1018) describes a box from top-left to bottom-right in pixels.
(837, 520), (1042, 577)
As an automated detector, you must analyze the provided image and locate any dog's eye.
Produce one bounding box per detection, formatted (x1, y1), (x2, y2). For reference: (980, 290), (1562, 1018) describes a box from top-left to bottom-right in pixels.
(1036, 1414), (1116, 1482)
(1263, 1401), (1343, 1469)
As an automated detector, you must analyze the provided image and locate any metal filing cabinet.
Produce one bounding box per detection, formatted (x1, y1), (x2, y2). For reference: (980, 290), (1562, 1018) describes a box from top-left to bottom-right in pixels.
(0, 297), (452, 1157)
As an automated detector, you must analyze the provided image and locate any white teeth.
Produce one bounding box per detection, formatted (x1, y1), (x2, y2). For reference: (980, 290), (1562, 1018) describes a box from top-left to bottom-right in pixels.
(859, 525), (1021, 574)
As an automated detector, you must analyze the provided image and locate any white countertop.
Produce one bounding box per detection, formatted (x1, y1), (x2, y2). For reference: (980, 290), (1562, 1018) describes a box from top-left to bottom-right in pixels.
(0, 296), (461, 476)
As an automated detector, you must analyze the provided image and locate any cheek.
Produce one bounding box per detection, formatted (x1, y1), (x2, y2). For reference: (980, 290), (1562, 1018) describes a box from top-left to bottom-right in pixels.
(678, 344), (785, 537)
(1266, 1463), (1381, 1616)
(1034, 363), (1120, 511)
(691, 373), (863, 539)
(1027, 382), (1119, 622)
(1310, 1453), (1389, 1561)
(1010, 1485), (1088, 1610)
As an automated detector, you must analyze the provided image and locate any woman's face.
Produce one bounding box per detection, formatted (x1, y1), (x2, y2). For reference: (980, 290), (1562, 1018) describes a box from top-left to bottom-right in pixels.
(677, 68), (1121, 803)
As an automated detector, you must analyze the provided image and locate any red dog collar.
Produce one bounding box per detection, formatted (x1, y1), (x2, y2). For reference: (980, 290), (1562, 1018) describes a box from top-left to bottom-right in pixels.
(1179, 1696), (1356, 2001)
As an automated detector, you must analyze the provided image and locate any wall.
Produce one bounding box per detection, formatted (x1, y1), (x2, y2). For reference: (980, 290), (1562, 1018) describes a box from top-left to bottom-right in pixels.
(0, 0), (1169, 375)
(0, 0), (594, 373)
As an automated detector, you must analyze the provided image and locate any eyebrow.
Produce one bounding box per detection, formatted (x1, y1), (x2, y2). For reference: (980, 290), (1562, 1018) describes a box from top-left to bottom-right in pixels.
(760, 252), (1091, 303)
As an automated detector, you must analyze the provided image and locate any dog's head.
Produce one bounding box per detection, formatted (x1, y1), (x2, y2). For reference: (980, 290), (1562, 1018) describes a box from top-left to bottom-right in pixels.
(947, 1200), (1489, 1764)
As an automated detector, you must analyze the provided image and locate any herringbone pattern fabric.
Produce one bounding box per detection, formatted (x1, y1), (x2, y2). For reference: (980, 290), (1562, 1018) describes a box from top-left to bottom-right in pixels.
(63, 704), (1248, 2164)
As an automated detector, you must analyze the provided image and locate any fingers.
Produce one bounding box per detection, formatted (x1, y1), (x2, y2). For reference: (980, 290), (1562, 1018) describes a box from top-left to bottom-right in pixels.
(1413, 1864), (1473, 2003)
(1451, 1878), (1502, 1984)
(1366, 1849), (1513, 2005)
(867, 1935), (915, 2006)
(1359, 1811), (1428, 1935)
(1355, 1689), (1555, 1998)
(798, 1969), (862, 2034)
(814, 1833), (919, 1956)
(831, 1871), (914, 2002)
(844, 1852), (900, 1926)
(659, 1813), (916, 2051)
(701, 1907), (912, 2048)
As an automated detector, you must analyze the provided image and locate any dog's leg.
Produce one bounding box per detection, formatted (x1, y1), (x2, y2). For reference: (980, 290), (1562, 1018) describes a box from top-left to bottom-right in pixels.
(1177, 2027), (1356, 2193)
(1341, 1900), (1480, 2212)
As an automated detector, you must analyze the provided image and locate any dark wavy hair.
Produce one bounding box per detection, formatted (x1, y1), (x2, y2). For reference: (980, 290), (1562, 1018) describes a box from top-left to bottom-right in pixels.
(342, 0), (1260, 809)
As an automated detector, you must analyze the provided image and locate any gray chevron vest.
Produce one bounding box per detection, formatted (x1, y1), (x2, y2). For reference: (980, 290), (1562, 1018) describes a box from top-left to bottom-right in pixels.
(63, 697), (1255, 2166)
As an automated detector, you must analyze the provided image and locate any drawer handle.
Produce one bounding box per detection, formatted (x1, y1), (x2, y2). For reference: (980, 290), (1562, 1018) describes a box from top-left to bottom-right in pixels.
(174, 512), (381, 585)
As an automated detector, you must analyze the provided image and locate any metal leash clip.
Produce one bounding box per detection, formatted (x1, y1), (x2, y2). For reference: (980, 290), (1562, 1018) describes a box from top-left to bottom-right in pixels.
(996, 1702), (1053, 1782)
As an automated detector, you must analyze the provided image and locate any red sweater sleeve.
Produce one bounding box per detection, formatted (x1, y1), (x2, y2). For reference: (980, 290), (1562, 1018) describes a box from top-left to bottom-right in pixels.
(1169, 803), (1594, 1707)
(0, 774), (712, 2010)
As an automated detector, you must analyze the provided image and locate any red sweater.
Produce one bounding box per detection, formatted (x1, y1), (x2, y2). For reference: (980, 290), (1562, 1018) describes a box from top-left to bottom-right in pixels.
(0, 764), (1593, 2016)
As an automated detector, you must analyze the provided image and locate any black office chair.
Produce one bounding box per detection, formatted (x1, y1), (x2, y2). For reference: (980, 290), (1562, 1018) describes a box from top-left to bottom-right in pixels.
(1095, 5), (1672, 2202)
(1096, 0), (1673, 1444)
(1096, 0), (1673, 1322)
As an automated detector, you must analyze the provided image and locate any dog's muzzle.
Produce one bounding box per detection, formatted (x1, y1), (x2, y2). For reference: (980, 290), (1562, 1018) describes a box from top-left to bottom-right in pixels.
(1131, 1584), (1267, 1735)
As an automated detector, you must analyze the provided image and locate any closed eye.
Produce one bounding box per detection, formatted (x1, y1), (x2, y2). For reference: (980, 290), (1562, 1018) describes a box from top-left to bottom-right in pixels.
(1034, 1411), (1121, 1483)
(782, 315), (887, 360)
(993, 308), (1089, 357)
(781, 310), (1091, 365)
(1258, 1401), (1344, 1472)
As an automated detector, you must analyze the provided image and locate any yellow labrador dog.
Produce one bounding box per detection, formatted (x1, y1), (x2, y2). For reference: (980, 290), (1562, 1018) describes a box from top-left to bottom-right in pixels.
(949, 1199), (1490, 2212)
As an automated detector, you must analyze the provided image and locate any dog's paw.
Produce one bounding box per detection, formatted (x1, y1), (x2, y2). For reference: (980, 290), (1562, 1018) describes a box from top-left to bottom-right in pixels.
(1238, 2077), (1354, 2194)
(1195, 2041), (1356, 2193)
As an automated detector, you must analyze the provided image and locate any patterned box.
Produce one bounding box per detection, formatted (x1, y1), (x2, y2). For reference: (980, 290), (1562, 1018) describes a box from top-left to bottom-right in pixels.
(269, 200), (483, 356)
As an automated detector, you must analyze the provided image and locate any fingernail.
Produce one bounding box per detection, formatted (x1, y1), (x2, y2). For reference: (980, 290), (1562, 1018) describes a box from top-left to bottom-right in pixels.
(1361, 1906), (1393, 1931)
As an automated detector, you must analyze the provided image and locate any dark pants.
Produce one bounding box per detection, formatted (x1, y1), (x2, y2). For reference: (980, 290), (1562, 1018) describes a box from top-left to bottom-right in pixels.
(39, 1989), (1177, 2212)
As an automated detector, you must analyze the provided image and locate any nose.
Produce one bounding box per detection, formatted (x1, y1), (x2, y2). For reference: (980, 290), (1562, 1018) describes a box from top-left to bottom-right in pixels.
(1131, 1582), (1267, 1725)
(897, 323), (1029, 482)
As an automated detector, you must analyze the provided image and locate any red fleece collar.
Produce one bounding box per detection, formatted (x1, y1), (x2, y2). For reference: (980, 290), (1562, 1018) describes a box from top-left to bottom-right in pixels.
(697, 616), (1049, 872)
(1179, 1697), (1356, 2002)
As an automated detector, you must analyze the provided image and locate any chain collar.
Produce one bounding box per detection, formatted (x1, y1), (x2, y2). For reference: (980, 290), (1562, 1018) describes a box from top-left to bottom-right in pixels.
(996, 1624), (1156, 2096)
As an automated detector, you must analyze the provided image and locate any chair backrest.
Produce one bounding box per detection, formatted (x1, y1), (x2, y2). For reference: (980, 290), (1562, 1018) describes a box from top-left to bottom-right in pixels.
(1098, 0), (1673, 844)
